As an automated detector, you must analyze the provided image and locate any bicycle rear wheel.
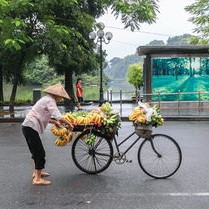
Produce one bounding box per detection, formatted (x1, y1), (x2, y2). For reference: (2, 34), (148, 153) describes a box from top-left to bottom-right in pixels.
(138, 134), (182, 179)
(72, 129), (113, 174)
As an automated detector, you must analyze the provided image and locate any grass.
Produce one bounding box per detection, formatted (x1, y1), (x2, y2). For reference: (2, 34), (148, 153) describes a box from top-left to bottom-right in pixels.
(3, 85), (34, 104)
(2, 84), (103, 104)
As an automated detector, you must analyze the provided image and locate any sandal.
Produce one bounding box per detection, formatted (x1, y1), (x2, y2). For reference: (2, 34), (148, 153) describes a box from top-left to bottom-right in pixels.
(32, 179), (51, 185)
(32, 172), (50, 179)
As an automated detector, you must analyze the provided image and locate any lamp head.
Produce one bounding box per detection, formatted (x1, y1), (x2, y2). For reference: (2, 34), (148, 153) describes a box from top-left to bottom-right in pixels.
(105, 32), (113, 41)
(97, 30), (105, 38)
(89, 31), (96, 40)
(98, 22), (105, 30)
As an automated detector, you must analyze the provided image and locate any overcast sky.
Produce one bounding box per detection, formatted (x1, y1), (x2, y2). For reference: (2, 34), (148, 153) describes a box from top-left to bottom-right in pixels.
(97, 0), (196, 60)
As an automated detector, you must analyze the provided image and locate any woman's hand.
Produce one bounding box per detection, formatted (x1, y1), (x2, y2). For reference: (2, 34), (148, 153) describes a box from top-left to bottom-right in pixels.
(59, 118), (74, 130)
(49, 119), (62, 127)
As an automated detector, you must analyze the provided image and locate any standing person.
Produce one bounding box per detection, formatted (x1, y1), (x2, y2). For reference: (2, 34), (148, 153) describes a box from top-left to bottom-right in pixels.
(22, 83), (73, 185)
(75, 78), (83, 110)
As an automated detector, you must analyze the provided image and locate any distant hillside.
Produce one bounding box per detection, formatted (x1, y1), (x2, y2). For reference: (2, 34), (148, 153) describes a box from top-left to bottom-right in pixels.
(104, 54), (143, 80)
(104, 34), (195, 80)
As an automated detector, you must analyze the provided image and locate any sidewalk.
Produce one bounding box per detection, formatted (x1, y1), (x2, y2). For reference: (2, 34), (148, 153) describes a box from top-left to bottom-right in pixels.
(1, 102), (209, 122)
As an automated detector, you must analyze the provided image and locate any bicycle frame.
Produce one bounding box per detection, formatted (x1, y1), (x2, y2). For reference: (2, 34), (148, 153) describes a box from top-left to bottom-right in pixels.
(93, 128), (162, 160)
(113, 132), (141, 156)
(94, 131), (143, 159)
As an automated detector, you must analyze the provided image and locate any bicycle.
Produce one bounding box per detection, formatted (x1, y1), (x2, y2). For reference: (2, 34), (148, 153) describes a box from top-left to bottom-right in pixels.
(71, 123), (182, 179)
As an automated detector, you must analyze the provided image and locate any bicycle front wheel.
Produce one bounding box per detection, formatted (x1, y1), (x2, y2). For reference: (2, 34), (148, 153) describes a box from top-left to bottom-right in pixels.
(138, 134), (182, 179)
(72, 129), (113, 174)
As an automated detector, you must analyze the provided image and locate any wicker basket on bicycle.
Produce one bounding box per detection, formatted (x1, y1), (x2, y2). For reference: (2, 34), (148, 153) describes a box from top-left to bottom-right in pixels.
(134, 123), (152, 139)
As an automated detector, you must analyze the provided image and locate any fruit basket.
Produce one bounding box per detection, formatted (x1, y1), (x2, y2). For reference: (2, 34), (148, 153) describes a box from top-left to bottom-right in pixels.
(129, 102), (164, 138)
(50, 102), (121, 146)
(134, 123), (152, 139)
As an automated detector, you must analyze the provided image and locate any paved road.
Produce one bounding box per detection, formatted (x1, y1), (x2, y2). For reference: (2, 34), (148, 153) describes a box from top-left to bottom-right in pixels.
(1, 121), (209, 209)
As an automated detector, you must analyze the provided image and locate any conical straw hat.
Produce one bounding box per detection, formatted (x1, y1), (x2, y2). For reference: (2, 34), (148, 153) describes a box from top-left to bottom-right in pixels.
(42, 83), (71, 100)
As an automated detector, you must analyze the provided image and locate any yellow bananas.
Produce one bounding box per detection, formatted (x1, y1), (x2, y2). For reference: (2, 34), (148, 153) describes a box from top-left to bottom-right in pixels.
(51, 125), (74, 147)
(54, 137), (68, 147)
(129, 103), (164, 126)
(51, 102), (122, 147)
(64, 113), (76, 123)
(51, 125), (67, 136)
(129, 106), (146, 124)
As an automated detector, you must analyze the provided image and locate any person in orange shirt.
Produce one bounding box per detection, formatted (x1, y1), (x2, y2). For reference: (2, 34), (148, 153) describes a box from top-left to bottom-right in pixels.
(76, 78), (83, 110)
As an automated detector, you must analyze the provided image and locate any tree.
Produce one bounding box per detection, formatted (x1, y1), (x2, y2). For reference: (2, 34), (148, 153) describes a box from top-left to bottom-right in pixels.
(167, 34), (194, 46)
(0, 0), (80, 108)
(147, 40), (165, 46)
(40, 0), (159, 108)
(127, 62), (143, 90)
(109, 0), (159, 31)
(24, 55), (64, 86)
(0, 0), (46, 109)
(0, 0), (159, 109)
(185, 1), (209, 44)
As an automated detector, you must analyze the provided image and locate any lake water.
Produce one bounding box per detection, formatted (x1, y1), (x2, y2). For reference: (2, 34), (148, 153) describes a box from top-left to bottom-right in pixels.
(105, 80), (135, 100)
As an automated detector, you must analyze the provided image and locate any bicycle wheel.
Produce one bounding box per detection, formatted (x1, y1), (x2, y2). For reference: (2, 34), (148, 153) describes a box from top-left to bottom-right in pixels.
(72, 129), (113, 174)
(138, 134), (182, 179)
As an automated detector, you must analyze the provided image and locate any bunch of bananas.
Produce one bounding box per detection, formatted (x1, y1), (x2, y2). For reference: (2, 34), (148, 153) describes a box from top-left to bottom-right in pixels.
(90, 113), (102, 125)
(85, 134), (96, 145)
(51, 103), (122, 146)
(129, 103), (164, 126)
(64, 113), (76, 124)
(151, 114), (164, 125)
(129, 106), (147, 124)
(51, 125), (68, 136)
(63, 111), (90, 125)
(100, 102), (113, 115)
(63, 111), (102, 126)
(64, 132), (74, 142)
(54, 137), (68, 147)
(102, 114), (117, 126)
(51, 125), (74, 147)
(75, 115), (92, 126)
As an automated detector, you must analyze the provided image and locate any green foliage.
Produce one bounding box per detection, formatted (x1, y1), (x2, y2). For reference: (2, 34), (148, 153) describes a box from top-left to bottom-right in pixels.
(24, 55), (64, 86)
(185, 0), (209, 44)
(147, 40), (165, 46)
(127, 62), (143, 90)
(146, 34), (195, 46)
(80, 73), (110, 86)
(167, 34), (195, 46)
(111, 0), (159, 31)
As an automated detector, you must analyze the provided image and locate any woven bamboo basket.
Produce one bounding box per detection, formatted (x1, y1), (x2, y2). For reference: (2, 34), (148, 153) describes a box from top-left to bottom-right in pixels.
(134, 124), (152, 139)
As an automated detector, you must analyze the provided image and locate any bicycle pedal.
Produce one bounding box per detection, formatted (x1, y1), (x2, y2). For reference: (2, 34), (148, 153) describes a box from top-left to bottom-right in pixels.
(126, 160), (132, 163)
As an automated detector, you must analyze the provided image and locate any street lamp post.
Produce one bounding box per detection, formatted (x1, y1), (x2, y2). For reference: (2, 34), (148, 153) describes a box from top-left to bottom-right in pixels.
(89, 22), (113, 106)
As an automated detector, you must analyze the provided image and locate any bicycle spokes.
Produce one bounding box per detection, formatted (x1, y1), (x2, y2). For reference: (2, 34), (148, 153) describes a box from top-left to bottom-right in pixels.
(138, 134), (182, 179)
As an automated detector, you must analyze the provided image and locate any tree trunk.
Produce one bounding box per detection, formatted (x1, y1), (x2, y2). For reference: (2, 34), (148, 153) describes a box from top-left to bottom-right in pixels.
(0, 65), (4, 104)
(64, 69), (76, 112)
(9, 75), (18, 116)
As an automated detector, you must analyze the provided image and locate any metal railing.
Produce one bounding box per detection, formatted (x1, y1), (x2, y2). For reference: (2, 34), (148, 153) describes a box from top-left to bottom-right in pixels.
(106, 89), (209, 117)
